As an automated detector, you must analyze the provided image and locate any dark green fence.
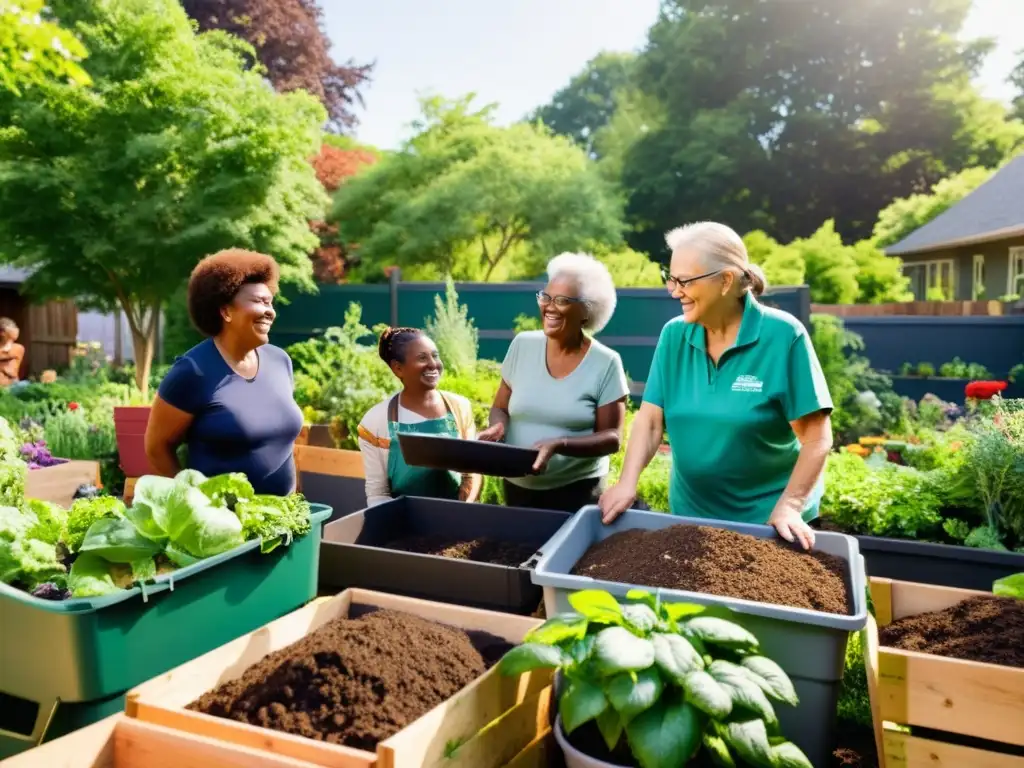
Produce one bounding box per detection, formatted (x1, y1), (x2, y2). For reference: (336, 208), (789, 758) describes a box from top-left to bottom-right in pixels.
(272, 279), (811, 388)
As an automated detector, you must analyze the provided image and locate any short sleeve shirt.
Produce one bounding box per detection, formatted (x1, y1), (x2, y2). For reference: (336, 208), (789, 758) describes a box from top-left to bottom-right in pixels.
(502, 331), (629, 490)
(157, 339), (304, 495)
(644, 295), (832, 524)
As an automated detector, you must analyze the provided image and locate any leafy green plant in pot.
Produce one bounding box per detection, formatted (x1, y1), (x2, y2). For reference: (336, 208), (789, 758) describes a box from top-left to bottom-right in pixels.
(499, 589), (810, 768)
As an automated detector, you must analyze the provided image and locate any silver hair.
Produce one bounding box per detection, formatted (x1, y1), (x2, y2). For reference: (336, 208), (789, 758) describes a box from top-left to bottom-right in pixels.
(546, 252), (618, 333)
(664, 221), (767, 296)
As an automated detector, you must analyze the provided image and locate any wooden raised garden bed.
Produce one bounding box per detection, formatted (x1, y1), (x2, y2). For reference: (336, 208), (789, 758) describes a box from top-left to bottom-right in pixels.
(125, 589), (552, 768)
(25, 459), (100, 507)
(865, 577), (1024, 767)
(0, 713), (321, 768)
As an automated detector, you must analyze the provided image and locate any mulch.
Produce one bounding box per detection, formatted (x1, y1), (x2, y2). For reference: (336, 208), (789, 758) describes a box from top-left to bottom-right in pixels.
(383, 533), (538, 566)
(879, 594), (1024, 668)
(188, 609), (497, 751)
(570, 524), (852, 615)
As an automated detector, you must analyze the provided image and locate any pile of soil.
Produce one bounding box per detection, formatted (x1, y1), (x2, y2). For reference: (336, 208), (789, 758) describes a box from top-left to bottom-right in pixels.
(189, 609), (493, 751)
(571, 525), (852, 615)
(879, 595), (1024, 667)
(384, 533), (537, 566)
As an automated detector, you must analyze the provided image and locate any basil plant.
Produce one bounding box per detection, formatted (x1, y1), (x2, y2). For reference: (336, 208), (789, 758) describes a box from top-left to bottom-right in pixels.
(499, 589), (811, 768)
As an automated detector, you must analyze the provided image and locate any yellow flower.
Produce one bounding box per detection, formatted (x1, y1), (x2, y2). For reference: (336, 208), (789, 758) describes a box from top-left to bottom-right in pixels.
(858, 436), (887, 446)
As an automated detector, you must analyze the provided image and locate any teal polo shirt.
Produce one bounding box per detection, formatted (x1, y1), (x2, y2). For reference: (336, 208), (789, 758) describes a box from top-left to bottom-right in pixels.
(643, 295), (833, 524)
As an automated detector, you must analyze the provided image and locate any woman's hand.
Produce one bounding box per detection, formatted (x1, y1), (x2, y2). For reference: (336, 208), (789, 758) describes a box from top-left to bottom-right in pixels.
(768, 497), (815, 550)
(477, 423), (505, 442)
(598, 481), (637, 525)
(531, 438), (564, 473)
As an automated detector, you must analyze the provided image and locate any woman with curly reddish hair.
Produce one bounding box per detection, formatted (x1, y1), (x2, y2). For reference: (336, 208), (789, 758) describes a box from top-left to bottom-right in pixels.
(145, 249), (303, 494)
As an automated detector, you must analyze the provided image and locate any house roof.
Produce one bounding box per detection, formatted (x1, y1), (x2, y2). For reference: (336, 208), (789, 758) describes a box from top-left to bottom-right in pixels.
(885, 154), (1024, 256)
(0, 266), (30, 286)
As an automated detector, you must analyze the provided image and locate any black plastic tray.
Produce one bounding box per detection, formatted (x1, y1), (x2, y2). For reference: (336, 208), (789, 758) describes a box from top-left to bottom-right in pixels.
(318, 496), (571, 614)
(857, 534), (1024, 590)
(397, 433), (539, 477)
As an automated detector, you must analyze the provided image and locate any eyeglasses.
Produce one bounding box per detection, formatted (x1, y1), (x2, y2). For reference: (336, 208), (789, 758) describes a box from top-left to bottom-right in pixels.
(660, 266), (722, 291)
(537, 291), (584, 308)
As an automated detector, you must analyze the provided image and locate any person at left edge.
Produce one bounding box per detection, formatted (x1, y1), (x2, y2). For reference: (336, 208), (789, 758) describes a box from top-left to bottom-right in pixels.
(145, 249), (303, 495)
(358, 327), (481, 506)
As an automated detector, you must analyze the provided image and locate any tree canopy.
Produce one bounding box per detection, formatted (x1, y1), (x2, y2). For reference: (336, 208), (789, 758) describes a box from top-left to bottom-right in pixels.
(871, 166), (995, 248)
(528, 52), (636, 158)
(331, 96), (625, 282)
(535, 0), (1024, 257)
(180, 0), (371, 131)
(0, 0), (90, 94)
(0, 0), (327, 393)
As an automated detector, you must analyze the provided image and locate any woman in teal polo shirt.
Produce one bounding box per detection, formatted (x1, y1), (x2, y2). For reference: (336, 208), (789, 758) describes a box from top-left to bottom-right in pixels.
(599, 222), (833, 550)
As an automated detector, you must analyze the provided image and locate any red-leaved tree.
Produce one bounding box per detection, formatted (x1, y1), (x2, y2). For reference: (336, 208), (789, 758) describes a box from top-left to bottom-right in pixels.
(309, 144), (379, 281)
(181, 0), (372, 131)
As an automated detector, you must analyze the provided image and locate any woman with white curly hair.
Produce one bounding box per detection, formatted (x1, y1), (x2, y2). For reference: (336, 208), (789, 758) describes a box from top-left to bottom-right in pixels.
(478, 252), (629, 512)
(599, 222), (833, 550)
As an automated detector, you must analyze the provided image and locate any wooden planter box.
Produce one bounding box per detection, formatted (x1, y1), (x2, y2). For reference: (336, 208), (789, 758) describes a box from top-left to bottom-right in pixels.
(125, 589), (552, 768)
(865, 577), (1024, 767)
(25, 459), (101, 507)
(0, 714), (322, 768)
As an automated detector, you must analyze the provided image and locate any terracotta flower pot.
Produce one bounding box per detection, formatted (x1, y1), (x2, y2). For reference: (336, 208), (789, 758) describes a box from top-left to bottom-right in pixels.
(113, 405), (156, 477)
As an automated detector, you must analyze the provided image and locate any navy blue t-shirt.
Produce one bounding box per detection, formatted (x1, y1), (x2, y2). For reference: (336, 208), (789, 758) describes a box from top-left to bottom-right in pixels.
(157, 339), (303, 495)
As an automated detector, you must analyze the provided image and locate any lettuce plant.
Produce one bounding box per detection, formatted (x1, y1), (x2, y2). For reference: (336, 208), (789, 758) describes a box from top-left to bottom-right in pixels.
(499, 589), (810, 768)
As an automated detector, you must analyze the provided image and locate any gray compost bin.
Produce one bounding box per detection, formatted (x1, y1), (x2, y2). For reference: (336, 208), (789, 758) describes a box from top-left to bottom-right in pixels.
(531, 506), (868, 768)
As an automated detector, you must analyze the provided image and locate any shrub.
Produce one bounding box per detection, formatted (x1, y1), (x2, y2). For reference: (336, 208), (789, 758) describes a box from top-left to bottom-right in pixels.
(424, 278), (478, 376)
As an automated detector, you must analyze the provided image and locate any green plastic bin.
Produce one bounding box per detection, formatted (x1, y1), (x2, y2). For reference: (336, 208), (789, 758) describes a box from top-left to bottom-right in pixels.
(0, 504), (331, 754)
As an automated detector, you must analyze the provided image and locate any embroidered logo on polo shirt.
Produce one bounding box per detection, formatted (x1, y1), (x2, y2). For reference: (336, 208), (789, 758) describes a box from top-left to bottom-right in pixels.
(731, 374), (763, 393)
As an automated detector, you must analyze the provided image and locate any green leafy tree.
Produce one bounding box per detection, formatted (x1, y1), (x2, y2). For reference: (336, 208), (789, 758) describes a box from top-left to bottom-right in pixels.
(851, 241), (913, 304)
(0, 0), (327, 395)
(529, 52), (637, 158)
(596, 247), (663, 288)
(332, 95), (625, 282)
(742, 231), (806, 288)
(872, 166), (995, 248)
(1012, 50), (1024, 122)
(618, 0), (1023, 254)
(0, 0), (90, 94)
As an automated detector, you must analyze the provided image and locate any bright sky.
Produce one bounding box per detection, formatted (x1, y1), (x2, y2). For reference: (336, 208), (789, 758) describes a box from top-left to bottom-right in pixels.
(321, 0), (1024, 150)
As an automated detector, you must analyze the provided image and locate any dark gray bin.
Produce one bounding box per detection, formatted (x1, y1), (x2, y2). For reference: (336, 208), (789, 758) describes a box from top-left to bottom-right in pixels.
(531, 507), (867, 768)
(857, 534), (1024, 590)
(319, 496), (570, 614)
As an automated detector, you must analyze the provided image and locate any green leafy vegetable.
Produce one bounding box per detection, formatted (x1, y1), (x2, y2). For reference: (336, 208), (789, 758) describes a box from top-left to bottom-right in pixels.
(234, 493), (310, 553)
(497, 589), (807, 767)
(64, 496), (127, 553)
(993, 573), (1024, 599)
(80, 517), (163, 563)
(199, 472), (254, 509)
(68, 553), (120, 598)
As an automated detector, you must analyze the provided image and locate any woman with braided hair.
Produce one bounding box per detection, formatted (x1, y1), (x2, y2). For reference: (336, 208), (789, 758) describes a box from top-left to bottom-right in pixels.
(357, 327), (480, 505)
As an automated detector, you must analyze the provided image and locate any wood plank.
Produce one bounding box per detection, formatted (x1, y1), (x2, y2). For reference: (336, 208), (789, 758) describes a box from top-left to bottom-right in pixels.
(872, 578), (893, 626)
(887, 580), (987, 623)
(295, 445), (365, 479)
(501, 730), (555, 768)
(25, 460), (101, 507)
(0, 716), (326, 768)
(124, 477), (137, 505)
(883, 731), (1024, 768)
(863, 619), (886, 766)
(127, 589), (543, 768)
(868, 579), (1024, 753)
(876, 647), (1024, 747)
(376, 671), (551, 768)
(0, 714), (118, 768)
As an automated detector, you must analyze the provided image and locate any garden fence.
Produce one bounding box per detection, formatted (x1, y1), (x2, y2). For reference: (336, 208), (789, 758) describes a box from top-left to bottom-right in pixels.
(271, 278), (1023, 396)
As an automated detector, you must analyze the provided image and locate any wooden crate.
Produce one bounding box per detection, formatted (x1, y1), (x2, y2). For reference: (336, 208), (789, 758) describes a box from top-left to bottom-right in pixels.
(125, 589), (551, 768)
(0, 714), (323, 768)
(25, 460), (101, 507)
(865, 578), (1024, 768)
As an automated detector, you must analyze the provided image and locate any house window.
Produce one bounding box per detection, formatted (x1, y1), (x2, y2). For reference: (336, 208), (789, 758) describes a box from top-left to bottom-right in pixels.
(1010, 247), (1024, 298)
(972, 254), (985, 299)
(903, 259), (956, 301)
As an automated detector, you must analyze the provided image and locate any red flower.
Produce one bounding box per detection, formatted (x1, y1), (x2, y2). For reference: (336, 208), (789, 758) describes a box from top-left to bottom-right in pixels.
(68, 402), (80, 411)
(964, 381), (1007, 400)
